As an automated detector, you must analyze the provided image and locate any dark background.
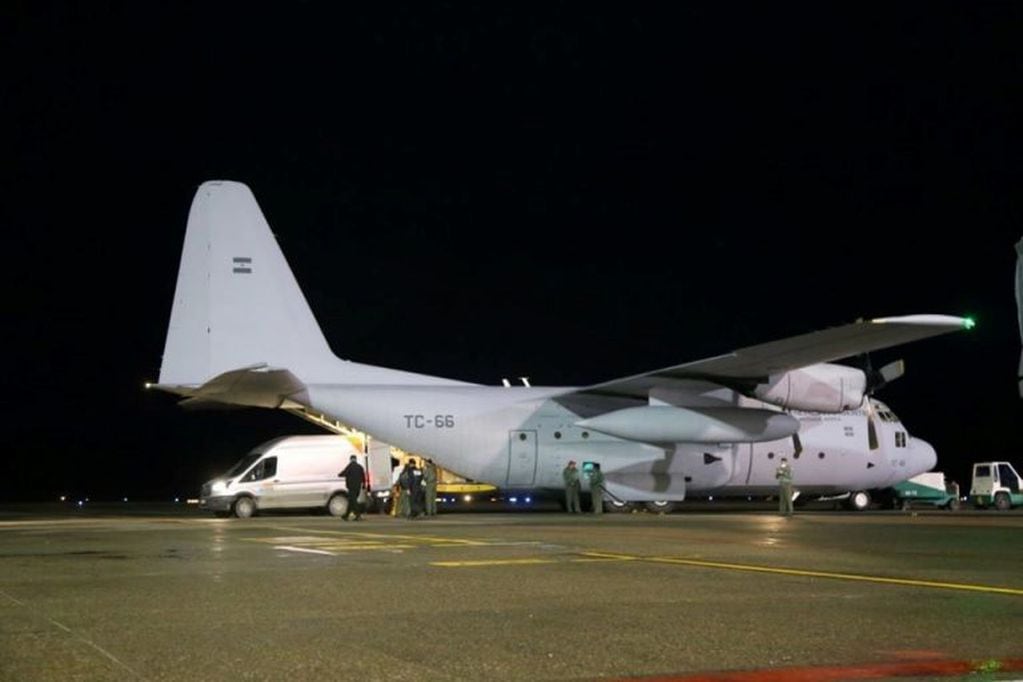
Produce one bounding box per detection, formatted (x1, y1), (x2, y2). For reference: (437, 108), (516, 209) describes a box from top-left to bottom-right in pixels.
(4, 3), (1021, 501)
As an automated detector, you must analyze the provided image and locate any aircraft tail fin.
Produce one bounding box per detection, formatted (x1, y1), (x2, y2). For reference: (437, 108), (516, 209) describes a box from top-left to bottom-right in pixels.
(158, 181), (335, 387)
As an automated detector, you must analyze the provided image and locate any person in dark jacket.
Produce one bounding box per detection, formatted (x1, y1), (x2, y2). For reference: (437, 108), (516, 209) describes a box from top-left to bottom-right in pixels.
(338, 455), (366, 521)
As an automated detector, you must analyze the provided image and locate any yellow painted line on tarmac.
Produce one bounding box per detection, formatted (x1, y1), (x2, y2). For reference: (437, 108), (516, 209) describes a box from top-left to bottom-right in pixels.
(431, 558), (559, 567)
(263, 526), (488, 546)
(588, 551), (1023, 597)
(433, 553), (637, 568)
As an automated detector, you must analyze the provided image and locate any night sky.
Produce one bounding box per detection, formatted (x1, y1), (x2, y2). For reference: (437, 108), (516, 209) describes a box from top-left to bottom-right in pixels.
(5, 4), (1021, 501)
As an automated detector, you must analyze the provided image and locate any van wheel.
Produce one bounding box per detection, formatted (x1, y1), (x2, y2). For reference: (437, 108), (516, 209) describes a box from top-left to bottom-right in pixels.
(327, 493), (348, 517)
(644, 501), (676, 514)
(994, 492), (1012, 511)
(232, 496), (256, 518)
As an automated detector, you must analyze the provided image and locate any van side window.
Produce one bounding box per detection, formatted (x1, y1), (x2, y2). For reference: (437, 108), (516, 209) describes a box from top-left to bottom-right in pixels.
(242, 456), (278, 482)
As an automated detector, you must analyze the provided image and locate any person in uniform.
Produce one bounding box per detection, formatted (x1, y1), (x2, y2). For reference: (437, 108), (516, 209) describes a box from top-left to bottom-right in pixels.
(775, 457), (794, 517)
(409, 460), (424, 518)
(588, 462), (605, 515)
(337, 454), (366, 521)
(563, 460), (581, 513)
(398, 460), (414, 518)
(423, 458), (439, 517)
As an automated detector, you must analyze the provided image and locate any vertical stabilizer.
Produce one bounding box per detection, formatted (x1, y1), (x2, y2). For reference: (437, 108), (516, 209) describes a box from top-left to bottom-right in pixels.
(159, 181), (334, 386)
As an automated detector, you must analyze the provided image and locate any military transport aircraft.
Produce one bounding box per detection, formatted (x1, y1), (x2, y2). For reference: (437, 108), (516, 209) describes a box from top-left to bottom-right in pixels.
(151, 181), (972, 514)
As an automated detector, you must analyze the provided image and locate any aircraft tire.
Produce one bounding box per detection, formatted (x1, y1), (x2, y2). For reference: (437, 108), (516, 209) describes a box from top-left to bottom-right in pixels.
(327, 493), (348, 517)
(846, 490), (871, 511)
(994, 492), (1012, 511)
(232, 496), (256, 518)
(644, 501), (676, 514)
(605, 500), (635, 514)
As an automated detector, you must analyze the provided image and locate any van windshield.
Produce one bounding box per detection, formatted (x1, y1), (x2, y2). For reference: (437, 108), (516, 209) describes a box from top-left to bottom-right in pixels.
(224, 454), (261, 479)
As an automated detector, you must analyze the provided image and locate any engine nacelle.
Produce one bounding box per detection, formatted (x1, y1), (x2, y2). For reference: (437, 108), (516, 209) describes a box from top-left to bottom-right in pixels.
(752, 363), (866, 412)
(577, 405), (799, 444)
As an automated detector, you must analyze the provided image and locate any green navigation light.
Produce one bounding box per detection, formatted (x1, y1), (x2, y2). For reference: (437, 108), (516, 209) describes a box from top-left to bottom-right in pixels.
(963, 316), (976, 330)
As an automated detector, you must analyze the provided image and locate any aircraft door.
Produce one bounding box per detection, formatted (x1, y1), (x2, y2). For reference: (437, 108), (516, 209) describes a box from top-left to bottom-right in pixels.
(507, 430), (537, 486)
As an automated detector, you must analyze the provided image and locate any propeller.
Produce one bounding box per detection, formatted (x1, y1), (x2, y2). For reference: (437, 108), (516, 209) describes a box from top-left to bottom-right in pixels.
(860, 355), (905, 451)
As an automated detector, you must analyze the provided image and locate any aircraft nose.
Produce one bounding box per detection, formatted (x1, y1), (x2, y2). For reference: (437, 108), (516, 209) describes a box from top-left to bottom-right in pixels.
(911, 438), (938, 474)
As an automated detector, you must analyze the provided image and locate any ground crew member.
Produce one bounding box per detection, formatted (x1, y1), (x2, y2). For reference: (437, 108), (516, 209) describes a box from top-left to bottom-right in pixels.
(409, 460), (424, 517)
(423, 458), (439, 516)
(563, 460), (581, 513)
(398, 460), (414, 518)
(389, 482), (402, 517)
(775, 457), (794, 517)
(588, 462), (605, 515)
(337, 454), (366, 521)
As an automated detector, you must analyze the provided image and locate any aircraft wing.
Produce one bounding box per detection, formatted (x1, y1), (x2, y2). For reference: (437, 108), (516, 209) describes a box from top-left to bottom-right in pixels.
(579, 315), (972, 398)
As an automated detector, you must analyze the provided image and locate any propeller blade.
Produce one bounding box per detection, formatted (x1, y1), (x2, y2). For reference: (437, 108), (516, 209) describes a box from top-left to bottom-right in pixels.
(866, 398), (880, 450)
(877, 359), (905, 386)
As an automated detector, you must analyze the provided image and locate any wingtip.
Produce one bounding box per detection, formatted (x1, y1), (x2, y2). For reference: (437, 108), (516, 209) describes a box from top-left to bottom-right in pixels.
(870, 314), (975, 330)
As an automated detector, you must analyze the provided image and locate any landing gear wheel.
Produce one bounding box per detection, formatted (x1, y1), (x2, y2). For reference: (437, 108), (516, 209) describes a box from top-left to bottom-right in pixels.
(644, 501), (676, 514)
(846, 490), (871, 511)
(327, 493), (348, 517)
(232, 496), (256, 518)
(605, 500), (635, 514)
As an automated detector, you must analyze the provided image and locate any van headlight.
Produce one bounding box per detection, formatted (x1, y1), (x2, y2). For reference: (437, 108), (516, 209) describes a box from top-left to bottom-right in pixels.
(211, 481), (229, 495)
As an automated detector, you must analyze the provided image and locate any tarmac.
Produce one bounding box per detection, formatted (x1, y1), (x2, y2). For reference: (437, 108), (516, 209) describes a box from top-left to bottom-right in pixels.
(1, 502), (1021, 681)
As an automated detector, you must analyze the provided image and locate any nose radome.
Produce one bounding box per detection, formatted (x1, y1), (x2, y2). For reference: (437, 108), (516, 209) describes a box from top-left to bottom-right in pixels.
(911, 438), (938, 474)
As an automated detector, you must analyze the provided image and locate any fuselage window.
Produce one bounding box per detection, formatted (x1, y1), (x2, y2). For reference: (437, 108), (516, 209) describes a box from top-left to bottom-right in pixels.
(554, 431), (562, 440)
(894, 432), (906, 448)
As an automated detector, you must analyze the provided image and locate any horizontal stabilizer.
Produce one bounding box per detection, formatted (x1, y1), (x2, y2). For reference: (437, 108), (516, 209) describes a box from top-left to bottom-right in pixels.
(152, 366), (308, 409)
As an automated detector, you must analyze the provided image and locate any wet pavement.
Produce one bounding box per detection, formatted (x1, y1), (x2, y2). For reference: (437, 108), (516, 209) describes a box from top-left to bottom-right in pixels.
(1, 504), (1021, 681)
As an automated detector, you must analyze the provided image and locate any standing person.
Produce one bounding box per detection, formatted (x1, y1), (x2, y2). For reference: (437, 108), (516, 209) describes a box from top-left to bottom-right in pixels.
(398, 460), (413, 519)
(588, 462), (605, 515)
(775, 457), (794, 517)
(423, 459), (439, 517)
(338, 454), (366, 521)
(563, 460), (581, 513)
(410, 460), (424, 518)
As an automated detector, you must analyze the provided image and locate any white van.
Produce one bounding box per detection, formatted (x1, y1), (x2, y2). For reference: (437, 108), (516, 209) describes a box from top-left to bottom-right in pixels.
(199, 435), (392, 518)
